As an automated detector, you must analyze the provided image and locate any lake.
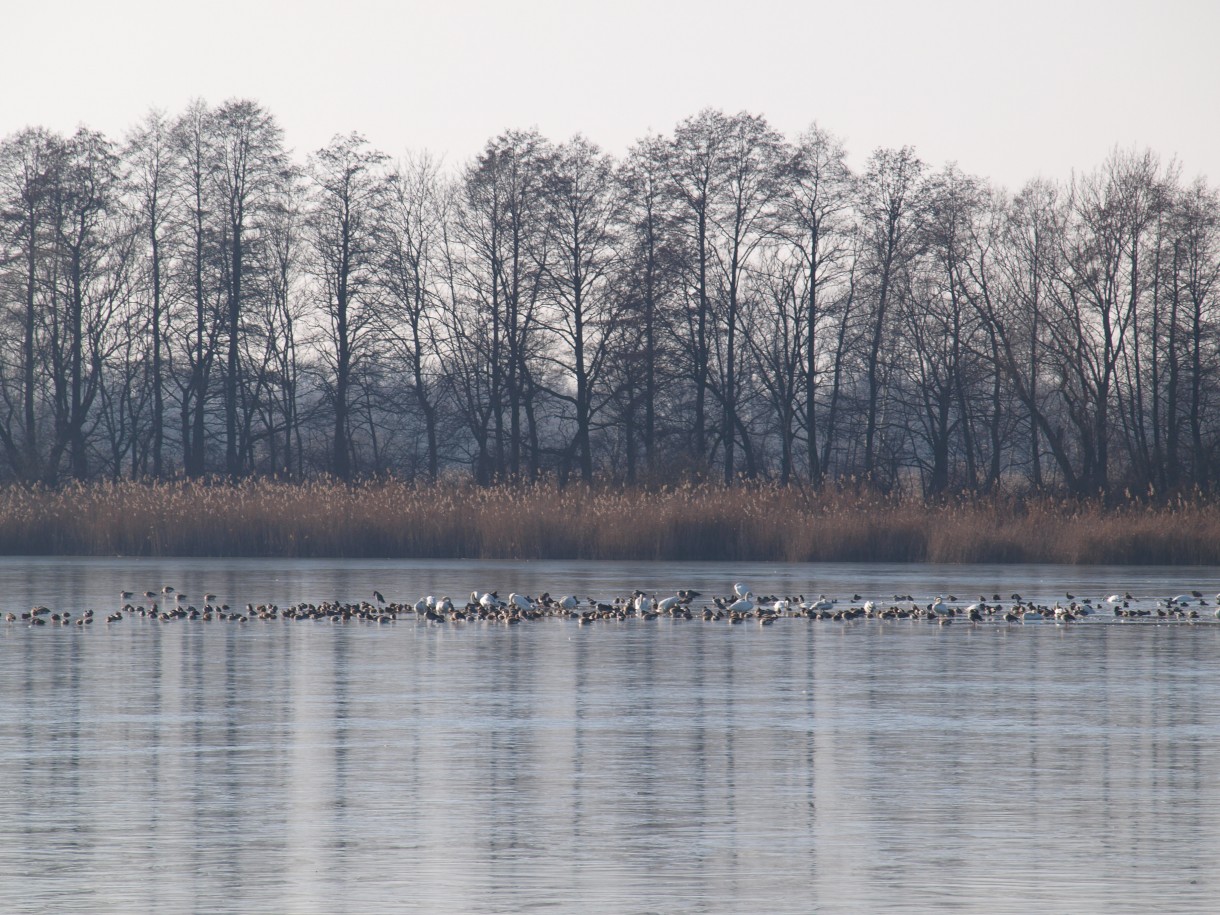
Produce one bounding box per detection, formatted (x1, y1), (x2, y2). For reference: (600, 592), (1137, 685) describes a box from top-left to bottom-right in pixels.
(1, 557), (1219, 913)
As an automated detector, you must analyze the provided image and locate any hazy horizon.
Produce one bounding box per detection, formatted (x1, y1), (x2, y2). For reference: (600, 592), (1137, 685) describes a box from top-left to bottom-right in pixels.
(2, 0), (1217, 188)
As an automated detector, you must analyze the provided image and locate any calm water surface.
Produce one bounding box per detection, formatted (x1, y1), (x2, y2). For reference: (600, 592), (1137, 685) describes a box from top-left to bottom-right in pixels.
(1, 558), (1219, 913)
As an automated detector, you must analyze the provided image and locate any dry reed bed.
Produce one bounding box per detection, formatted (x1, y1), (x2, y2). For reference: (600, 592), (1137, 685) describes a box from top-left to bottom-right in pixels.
(0, 481), (1218, 564)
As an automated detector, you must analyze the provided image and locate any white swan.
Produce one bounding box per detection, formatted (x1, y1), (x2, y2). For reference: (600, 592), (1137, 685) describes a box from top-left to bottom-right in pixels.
(733, 582), (752, 598)
(728, 596), (753, 614)
(476, 591), (503, 610)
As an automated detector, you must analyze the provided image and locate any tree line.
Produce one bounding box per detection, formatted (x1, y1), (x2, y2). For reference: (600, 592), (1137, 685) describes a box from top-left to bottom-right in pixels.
(1, 100), (1217, 496)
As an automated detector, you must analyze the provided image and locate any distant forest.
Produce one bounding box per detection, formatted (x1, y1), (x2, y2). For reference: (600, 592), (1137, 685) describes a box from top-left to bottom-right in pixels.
(0, 100), (1216, 496)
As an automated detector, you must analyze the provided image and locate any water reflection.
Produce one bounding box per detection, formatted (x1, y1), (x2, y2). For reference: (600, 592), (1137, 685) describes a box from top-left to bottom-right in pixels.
(1, 561), (1219, 912)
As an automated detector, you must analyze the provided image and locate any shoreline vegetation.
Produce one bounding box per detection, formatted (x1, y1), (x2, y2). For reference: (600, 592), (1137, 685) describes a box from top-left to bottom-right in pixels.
(1, 480), (1219, 565)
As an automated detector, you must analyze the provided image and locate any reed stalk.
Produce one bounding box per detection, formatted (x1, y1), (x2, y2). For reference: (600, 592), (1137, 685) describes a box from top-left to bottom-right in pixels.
(0, 479), (1217, 564)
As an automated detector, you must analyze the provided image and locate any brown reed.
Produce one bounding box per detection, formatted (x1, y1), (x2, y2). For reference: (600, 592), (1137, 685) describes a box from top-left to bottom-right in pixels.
(0, 479), (1218, 564)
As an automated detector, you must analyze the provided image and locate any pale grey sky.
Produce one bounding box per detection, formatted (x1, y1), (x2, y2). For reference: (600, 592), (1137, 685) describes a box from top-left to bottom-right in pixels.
(3, 0), (1216, 188)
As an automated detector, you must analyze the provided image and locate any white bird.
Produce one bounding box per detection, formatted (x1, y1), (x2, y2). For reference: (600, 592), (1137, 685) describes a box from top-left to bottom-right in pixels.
(728, 596), (753, 614)
(862, 600), (876, 614)
(733, 582), (752, 598)
(509, 593), (533, 611)
(806, 596), (834, 612)
(438, 596), (453, 614)
(930, 597), (950, 616)
(634, 593), (655, 614)
(658, 595), (683, 612)
(475, 591), (503, 610)
(558, 595), (579, 611)
(1169, 594), (1193, 605)
(773, 599), (790, 614)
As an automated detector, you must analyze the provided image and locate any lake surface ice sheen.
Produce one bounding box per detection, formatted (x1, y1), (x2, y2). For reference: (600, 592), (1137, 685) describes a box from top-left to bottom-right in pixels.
(1, 557), (1218, 913)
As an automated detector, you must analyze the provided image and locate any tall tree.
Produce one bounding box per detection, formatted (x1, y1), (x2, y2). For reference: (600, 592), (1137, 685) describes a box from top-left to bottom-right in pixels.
(711, 112), (784, 482)
(668, 109), (729, 467)
(0, 127), (62, 481)
(52, 128), (123, 480)
(124, 109), (177, 477)
(457, 130), (550, 480)
(535, 135), (621, 482)
(307, 132), (389, 479)
(210, 99), (287, 478)
(857, 146), (924, 481)
(376, 154), (452, 481)
(617, 134), (676, 480)
(779, 124), (854, 484)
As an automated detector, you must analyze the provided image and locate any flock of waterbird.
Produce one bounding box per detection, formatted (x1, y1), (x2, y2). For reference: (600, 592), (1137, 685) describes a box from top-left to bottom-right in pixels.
(5, 581), (1220, 628)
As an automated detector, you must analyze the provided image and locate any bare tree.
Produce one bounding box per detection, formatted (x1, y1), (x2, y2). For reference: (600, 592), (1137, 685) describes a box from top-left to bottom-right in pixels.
(124, 109), (178, 477)
(306, 132), (389, 479)
(536, 135), (621, 483)
(857, 146), (925, 482)
(0, 127), (62, 481)
(778, 124), (854, 484)
(456, 130), (550, 481)
(616, 134), (678, 480)
(377, 152), (451, 481)
(668, 109), (729, 467)
(210, 98), (287, 478)
(709, 112), (785, 483)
